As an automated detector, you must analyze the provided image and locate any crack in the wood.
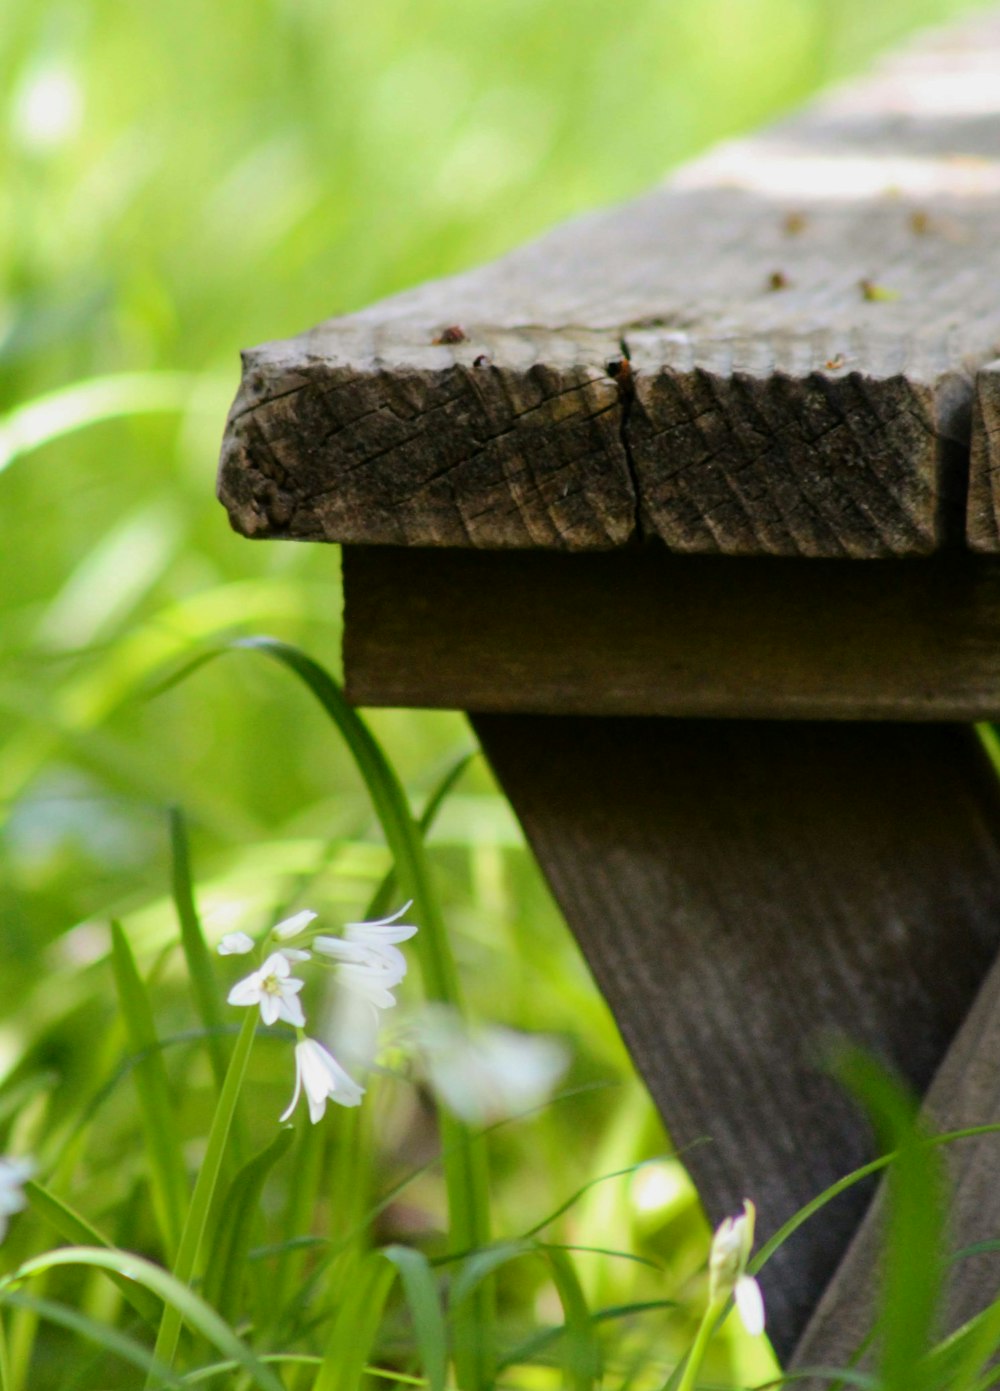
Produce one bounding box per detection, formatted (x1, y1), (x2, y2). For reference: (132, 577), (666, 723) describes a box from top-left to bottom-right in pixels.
(608, 336), (644, 542)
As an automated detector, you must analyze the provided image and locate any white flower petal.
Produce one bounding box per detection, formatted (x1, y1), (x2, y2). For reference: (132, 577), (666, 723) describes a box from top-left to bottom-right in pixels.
(280, 948), (311, 963)
(218, 932), (255, 956)
(345, 902), (418, 945)
(274, 909), (318, 940)
(259, 993), (281, 1026)
(260, 951), (291, 979)
(279, 1060), (303, 1123)
(312, 935), (366, 962)
(735, 1275), (766, 1336)
(338, 966), (398, 1010)
(227, 972), (263, 1007)
(293, 1039), (365, 1121)
(276, 993), (306, 1028)
(346, 901), (413, 931)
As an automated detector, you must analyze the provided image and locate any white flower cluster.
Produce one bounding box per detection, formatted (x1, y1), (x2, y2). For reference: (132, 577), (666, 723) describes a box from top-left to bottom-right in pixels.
(219, 904), (417, 1123)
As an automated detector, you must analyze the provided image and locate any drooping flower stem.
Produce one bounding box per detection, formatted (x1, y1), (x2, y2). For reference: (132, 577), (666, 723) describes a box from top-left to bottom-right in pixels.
(146, 1009), (257, 1388)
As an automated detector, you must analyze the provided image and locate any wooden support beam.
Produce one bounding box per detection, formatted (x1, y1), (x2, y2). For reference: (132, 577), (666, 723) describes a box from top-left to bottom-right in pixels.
(343, 546), (1000, 722)
(792, 925), (1000, 1378)
(472, 715), (1000, 1358)
(218, 11), (1000, 559)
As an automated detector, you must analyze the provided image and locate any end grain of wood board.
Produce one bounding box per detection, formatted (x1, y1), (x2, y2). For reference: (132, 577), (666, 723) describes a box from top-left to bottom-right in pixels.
(220, 10), (1000, 559)
(968, 358), (1000, 549)
(343, 546), (1000, 721)
(473, 716), (1000, 1357)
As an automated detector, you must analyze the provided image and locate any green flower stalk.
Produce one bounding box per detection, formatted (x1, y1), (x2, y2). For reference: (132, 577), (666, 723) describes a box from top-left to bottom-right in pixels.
(676, 1199), (765, 1391)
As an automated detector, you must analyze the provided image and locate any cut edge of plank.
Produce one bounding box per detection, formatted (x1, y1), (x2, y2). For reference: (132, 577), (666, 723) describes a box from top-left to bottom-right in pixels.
(967, 358), (1000, 552)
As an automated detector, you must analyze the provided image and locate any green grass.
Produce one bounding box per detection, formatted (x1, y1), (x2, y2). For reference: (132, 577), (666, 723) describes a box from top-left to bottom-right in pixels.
(0, 0), (994, 1385)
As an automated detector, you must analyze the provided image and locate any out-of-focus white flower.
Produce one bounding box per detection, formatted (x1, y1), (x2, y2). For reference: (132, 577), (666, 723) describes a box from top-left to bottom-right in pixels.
(314, 903), (416, 1011)
(0, 1156), (35, 1244)
(416, 1006), (570, 1126)
(709, 1199), (765, 1336)
(227, 951), (306, 1027)
(280, 1038), (364, 1122)
(218, 931), (255, 956)
(273, 909), (317, 940)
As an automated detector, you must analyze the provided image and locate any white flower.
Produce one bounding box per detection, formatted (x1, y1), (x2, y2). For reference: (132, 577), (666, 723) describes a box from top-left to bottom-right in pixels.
(218, 931), (255, 956)
(227, 951), (306, 1027)
(273, 909), (317, 940)
(0, 1156), (35, 1244)
(338, 956), (407, 1010)
(315, 902), (415, 972)
(709, 1199), (765, 1336)
(280, 1038), (364, 1122)
(416, 1006), (570, 1125)
(314, 903), (416, 1011)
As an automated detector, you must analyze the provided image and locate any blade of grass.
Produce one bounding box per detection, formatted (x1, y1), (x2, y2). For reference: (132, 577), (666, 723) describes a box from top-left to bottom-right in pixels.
(1, 1247), (284, 1391)
(924, 1292), (1000, 1390)
(169, 807), (229, 1096)
(835, 1050), (945, 1391)
(203, 1127), (294, 1323)
(147, 1009), (258, 1385)
(24, 1181), (161, 1323)
(110, 920), (188, 1260)
(365, 750), (478, 921)
(544, 1247), (602, 1391)
(0, 1291), (183, 1388)
(498, 1300), (677, 1373)
(751, 1125), (1000, 1279)
(382, 1246), (448, 1391)
(311, 1250), (396, 1391)
(0, 372), (196, 475)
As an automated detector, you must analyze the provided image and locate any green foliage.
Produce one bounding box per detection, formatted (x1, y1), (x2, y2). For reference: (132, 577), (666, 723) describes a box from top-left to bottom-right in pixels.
(1, 0), (994, 1386)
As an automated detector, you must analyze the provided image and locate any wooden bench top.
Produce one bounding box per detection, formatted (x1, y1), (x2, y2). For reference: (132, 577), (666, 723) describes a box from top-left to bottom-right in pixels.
(220, 7), (1000, 560)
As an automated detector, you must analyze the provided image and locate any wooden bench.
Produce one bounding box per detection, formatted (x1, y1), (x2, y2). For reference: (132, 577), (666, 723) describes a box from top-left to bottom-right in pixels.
(218, 8), (1000, 1366)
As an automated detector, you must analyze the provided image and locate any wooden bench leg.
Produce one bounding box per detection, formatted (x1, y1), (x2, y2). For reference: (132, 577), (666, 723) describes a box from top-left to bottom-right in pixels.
(792, 913), (1000, 1375)
(472, 716), (1000, 1358)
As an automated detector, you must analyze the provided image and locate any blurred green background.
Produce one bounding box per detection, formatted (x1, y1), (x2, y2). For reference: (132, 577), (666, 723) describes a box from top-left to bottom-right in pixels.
(0, 0), (989, 1383)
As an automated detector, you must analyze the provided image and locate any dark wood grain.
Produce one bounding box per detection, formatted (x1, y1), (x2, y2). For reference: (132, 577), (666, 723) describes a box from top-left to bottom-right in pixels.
(792, 931), (1000, 1379)
(473, 716), (1000, 1357)
(968, 359), (1000, 551)
(219, 10), (1000, 558)
(343, 546), (1000, 720)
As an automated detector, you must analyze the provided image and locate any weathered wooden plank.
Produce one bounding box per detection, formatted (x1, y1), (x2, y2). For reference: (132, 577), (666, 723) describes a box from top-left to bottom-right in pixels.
(343, 545), (1000, 720)
(791, 929), (1000, 1379)
(967, 359), (1000, 550)
(219, 9), (1000, 558)
(472, 716), (1000, 1358)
